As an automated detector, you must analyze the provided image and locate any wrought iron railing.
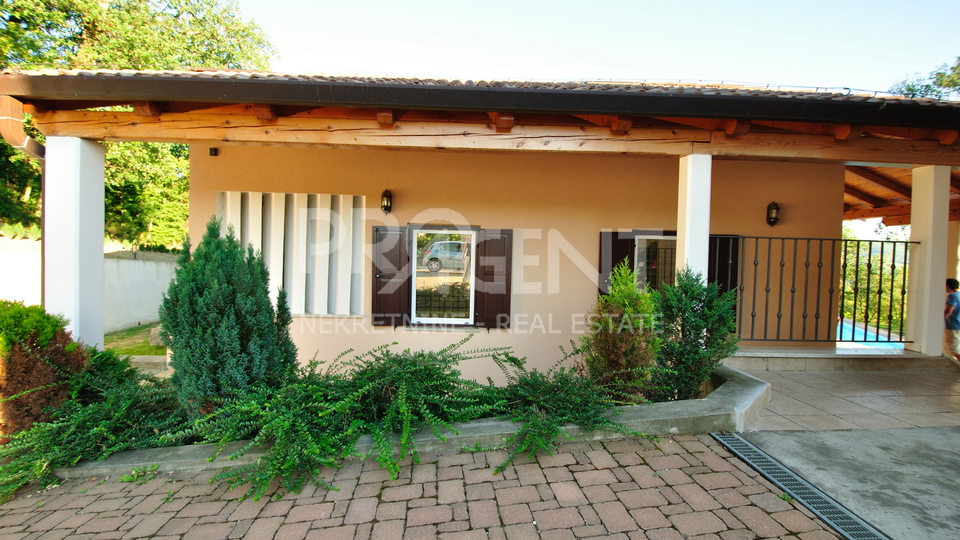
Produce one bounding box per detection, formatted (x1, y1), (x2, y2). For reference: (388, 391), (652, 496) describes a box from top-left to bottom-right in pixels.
(708, 236), (916, 343)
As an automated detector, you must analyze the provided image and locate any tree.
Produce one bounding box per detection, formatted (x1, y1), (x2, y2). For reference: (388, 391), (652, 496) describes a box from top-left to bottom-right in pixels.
(0, 0), (274, 245)
(159, 218), (297, 417)
(889, 57), (960, 99)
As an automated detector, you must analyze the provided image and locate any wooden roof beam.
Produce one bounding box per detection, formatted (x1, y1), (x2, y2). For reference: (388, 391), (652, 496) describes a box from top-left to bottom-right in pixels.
(752, 120), (862, 140)
(880, 200), (960, 225)
(488, 112), (516, 132)
(844, 185), (891, 207)
(845, 166), (911, 199)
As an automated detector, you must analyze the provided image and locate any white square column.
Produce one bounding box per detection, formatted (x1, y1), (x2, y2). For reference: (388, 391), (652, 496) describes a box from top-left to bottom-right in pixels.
(43, 137), (105, 348)
(677, 154), (713, 277)
(905, 165), (950, 355)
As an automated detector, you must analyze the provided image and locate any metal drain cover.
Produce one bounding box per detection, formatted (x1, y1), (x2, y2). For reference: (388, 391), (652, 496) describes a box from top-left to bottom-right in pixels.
(711, 432), (891, 540)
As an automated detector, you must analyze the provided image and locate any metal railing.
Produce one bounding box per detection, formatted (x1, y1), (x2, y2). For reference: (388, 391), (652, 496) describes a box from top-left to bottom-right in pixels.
(708, 236), (916, 343)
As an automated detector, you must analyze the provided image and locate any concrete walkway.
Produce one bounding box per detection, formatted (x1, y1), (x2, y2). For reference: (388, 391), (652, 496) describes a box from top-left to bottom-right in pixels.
(0, 434), (841, 539)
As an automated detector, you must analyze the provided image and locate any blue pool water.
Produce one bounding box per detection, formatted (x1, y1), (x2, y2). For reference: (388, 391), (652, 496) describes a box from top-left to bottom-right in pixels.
(836, 321), (904, 348)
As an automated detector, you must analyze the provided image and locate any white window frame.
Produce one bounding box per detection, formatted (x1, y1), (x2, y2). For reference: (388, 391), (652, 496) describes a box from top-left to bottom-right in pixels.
(411, 228), (477, 325)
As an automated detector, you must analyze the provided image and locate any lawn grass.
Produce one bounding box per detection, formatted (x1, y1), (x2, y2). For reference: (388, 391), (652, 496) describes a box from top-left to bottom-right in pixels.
(104, 323), (166, 356)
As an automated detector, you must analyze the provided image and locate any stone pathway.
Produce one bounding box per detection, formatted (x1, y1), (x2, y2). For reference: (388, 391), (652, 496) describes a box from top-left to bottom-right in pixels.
(0, 435), (840, 539)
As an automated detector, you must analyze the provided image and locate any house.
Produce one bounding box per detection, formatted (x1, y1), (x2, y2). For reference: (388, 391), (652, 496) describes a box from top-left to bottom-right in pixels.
(2, 69), (958, 379)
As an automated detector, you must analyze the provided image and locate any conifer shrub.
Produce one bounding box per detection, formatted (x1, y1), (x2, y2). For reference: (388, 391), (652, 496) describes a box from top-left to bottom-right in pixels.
(0, 301), (88, 436)
(652, 266), (739, 401)
(159, 217), (298, 417)
(578, 260), (661, 401)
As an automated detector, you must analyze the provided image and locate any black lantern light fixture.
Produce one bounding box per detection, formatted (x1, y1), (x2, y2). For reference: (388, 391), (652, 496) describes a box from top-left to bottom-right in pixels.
(381, 190), (392, 214)
(766, 201), (781, 226)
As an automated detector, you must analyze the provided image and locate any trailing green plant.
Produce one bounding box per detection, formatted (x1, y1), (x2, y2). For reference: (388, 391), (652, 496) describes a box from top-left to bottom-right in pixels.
(579, 259), (660, 402)
(188, 336), (501, 500)
(0, 360), (191, 502)
(159, 217), (297, 417)
(652, 266), (739, 401)
(486, 351), (644, 473)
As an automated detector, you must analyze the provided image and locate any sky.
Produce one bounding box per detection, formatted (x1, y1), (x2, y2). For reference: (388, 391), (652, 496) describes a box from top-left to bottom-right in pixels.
(236, 0), (960, 95)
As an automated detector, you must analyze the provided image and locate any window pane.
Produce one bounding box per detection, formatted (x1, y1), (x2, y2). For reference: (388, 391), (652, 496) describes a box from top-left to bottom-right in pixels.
(636, 238), (677, 293)
(414, 231), (474, 322)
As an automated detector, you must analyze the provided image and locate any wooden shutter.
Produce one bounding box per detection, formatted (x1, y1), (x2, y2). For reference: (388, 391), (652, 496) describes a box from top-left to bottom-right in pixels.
(371, 227), (410, 326)
(599, 231), (636, 295)
(475, 229), (512, 328)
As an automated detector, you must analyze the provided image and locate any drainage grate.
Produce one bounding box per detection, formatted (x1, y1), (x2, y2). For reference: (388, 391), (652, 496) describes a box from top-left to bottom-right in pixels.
(711, 432), (891, 540)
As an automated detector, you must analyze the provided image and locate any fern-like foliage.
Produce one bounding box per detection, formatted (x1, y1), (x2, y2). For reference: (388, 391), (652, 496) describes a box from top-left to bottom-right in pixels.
(486, 351), (646, 473)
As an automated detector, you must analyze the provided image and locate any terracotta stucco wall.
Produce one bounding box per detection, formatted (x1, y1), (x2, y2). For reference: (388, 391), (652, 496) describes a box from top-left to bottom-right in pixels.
(189, 145), (844, 379)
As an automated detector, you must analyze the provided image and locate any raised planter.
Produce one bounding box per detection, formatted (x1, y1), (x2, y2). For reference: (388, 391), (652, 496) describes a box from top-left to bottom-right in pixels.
(54, 365), (769, 480)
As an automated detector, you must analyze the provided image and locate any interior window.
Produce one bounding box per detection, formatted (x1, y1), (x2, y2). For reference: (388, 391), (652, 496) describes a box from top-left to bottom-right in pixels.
(412, 230), (476, 324)
(635, 235), (677, 293)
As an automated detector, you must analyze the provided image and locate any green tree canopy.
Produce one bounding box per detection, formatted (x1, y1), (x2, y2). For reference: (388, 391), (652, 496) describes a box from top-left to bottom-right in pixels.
(0, 0), (275, 246)
(889, 57), (960, 99)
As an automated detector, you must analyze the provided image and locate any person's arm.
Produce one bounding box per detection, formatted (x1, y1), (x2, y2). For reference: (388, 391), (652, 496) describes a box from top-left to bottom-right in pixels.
(947, 303), (955, 319)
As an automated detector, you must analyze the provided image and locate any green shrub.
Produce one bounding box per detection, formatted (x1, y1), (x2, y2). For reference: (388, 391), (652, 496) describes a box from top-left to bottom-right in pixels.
(0, 357), (190, 502)
(486, 352), (645, 473)
(579, 260), (660, 401)
(0, 301), (87, 436)
(159, 217), (297, 417)
(652, 266), (739, 401)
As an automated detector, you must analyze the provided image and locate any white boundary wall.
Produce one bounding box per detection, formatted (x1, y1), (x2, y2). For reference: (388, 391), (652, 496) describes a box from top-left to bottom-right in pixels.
(102, 258), (177, 333)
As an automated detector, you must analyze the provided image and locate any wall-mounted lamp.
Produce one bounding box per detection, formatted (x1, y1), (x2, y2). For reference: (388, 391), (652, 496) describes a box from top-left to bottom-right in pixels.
(381, 190), (392, 214)
(766, 201), (781, 226)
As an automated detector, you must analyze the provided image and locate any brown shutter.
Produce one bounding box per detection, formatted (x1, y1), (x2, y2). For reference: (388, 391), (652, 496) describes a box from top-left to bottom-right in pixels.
(475, 229), (512, 329)
(371, 227), (410, 327)
(599, 231), (636, 295)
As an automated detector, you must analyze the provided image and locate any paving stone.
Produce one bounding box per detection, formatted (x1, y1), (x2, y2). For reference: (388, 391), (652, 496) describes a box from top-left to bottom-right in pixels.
(579, 504), (601, 525)
(238, 517), (282, 540)
(729, 506), (788, 538)
(376, 502), (407, 521)
(465, 483), (494, 501)
(438, 454), (474, 468)
(771, 510), (820, 533)
(413, 464), (438, 484)
(593, 501), (637, 533)
(499, 504), (532, 525)
(574, 470), (618, 487)
(76, 517), (131, 534)
(657, 469), (694, 486)
(121, 512), (175, 538)
(623, 466), (666, 488)
(617, 488), (668, 509)
(628, 507), (671, 529)
(274, 522), (310, 540)
(582, 485), (617, 503)
(437, 520), (470, 533)
(537, 453), (577, 468)
(712, 508), (744, 530)
(585, 450), (619, 469)
(673, 484), (722, 511)
(531, 508), (584, 530)
(748, 493), (793, 513)
(646, 456), (689, 471)
(408, 505), (453, 526)
(698, 453), (738, 472)
(495, 486), (540, 507)
(180, 522), (234, 540)
(343, 498), (378, 525)
(669, 511), (727, 536)
(155, 517), (198, 536)
(550, 482), (588, 507)
(645, 528), (685, 540)
(284, 499), (334, 523)
(357, 469), (391, 484)
(438, 480), (466, 504)
(543, 467), (574, 483)
(258, 500), (293, 518)
(372, 520), (405, 539)
(718, 530), (760, 540)
(514, 464), (547, 486)
(381, 484), (423, 502)
(539, 529), (576, 540)
(693, 473), (742, 490)
(177, 501), (226, 518)
(438, 467), (464, 481)
(504, 523), (540, 540)
(404, 524), (438, 539)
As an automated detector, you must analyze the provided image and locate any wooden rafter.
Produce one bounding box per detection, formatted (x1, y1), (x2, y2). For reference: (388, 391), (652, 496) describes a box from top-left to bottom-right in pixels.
(844, 199), (960, 221)
(843, 185), (890, 207)
(845, 166), (911, 199)
(488, 112), (516, 133)
(253, 103), (279, 121)
(132, 101), (161, 117)
(573, 115), (633, 133)
(864, 125), (960, 145)
(656, 117), (751, 135)
(752, 120), (863, 140)
(377, 109), (407, 126)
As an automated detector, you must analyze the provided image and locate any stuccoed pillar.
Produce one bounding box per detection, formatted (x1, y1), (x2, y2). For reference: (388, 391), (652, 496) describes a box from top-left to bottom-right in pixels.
(677, 154), (713, 278)
(905, 165), (949, 355)
(43, 137), (105, 348)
